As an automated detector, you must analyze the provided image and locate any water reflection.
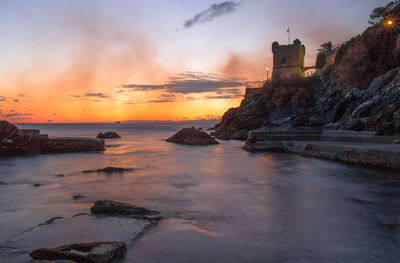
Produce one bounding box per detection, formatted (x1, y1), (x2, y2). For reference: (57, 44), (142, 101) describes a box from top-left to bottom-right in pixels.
(0, 124), (399, 262)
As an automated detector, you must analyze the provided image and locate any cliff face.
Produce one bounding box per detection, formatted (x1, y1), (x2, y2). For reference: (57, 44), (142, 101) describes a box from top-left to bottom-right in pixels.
(211, 76), (320, 140)
(213, 9), (400, 140)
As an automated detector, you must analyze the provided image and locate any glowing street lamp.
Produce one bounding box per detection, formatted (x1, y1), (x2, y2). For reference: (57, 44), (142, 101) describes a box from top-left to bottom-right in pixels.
(266, 67), (269, 82)
(386, 20), (394, 26)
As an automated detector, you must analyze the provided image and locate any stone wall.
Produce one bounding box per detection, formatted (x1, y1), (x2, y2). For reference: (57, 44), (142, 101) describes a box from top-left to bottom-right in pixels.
(272, 39), (305, 79)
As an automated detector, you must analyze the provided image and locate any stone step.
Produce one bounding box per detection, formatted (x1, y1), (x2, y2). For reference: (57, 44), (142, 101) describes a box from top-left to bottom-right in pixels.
(249, 130), (397, 144)
(254, 134), (321, 141)
(283, 141), (400, 170)
(321, 130), (376, 137)
(250, 130), (322, 136)
(243, 141), (284, 152)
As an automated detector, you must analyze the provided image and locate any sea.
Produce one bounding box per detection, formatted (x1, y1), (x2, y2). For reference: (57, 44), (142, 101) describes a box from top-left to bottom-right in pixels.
(0, 123), (399, 263)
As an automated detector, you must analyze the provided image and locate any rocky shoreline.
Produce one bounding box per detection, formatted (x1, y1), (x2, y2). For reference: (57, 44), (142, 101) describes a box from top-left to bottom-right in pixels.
(212, 13), (400, 141)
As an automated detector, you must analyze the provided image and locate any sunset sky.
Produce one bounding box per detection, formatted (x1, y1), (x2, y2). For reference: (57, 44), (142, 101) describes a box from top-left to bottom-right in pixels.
(0, 0), (390, 123)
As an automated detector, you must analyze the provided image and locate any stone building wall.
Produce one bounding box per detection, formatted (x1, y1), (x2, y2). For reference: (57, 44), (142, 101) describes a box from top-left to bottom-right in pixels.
(272, 39), (305, 79)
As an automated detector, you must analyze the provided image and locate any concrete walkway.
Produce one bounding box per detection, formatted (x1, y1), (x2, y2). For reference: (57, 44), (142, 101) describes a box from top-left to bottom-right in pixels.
(244, 129), (400, 170)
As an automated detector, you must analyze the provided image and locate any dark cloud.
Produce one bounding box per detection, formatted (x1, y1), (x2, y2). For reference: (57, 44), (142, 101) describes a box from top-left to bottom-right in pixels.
(159, 94), (176, 98)
(2, 113), (32, 118)
(13, 99), (19, 103)
(123, 72), (246, 94)
(85, 93), (110, 98)
(2, 113), (23, 118)
(183, 1), (241, 29)
(0, 96), (6, 102)
(214, 88), (242, 95)
(206, 87), (243, 99)
(147, 99), (175, 103)
(17, 93), (25, 97)
(69, 94), (81, 98)
(123, 98), (175, 105)
(206, 94), (243, 99)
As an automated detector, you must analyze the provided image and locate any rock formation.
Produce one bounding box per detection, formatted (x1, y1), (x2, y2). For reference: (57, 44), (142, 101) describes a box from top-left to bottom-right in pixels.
(167, 127), (219, 145)
(96, 132), (121, 139)
(0, 121), (105, 157)
(91, 200), (162, 220)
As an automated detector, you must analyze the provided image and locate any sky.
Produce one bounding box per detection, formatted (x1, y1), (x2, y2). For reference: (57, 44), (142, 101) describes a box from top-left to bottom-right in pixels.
(0, 0), (391, 123)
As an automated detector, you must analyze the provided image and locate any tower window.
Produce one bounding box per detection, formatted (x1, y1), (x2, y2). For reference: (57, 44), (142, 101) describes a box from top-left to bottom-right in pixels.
(282, 58), (286, 64)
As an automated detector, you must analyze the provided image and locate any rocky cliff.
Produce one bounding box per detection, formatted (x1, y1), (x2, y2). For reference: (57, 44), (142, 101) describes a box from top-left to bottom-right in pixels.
(212, 2), (400, 140)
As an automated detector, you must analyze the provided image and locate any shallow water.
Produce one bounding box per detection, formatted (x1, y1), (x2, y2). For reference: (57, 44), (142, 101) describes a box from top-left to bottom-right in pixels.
(0, 124), (399, 262)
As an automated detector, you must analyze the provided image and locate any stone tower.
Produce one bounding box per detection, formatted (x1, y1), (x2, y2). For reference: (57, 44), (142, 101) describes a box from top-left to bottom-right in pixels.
(272, 39), (305, 79)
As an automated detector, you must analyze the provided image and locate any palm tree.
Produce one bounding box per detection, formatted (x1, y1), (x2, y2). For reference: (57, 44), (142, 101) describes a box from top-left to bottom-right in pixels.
(318, 41), (337, 58)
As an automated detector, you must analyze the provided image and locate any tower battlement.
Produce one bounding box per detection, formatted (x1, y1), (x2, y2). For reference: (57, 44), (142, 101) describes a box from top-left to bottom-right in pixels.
(272, 39), (305, 79)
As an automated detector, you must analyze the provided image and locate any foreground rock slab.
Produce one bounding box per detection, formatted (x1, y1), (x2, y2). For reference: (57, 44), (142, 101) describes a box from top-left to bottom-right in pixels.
(2, 211), (159, 262)
(167, 127), (219, 145)
(30, 241), (126, 263)
(96, 132), (121, 139)
(91, 200), (162, 220)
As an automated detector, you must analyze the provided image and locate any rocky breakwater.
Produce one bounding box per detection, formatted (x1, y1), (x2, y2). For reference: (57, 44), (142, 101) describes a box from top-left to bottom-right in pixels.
(0, 120), (105, 157)
(167, 127), (219, 145)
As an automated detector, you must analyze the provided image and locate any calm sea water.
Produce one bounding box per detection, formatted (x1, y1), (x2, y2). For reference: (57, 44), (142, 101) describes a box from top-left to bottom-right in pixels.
(0, 123), (399, 263)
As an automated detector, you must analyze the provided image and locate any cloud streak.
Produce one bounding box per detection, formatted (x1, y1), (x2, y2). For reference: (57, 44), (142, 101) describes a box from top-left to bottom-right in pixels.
(123, 72), (246, 94)
(183, 1), (241, 29)
(84, 93), (110, 99)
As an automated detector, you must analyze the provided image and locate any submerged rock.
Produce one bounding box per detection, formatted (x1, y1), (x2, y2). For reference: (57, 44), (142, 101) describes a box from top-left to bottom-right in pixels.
(73, 194), (84, 200)
(30, 241), (126, 263)
(82, 167), (134, 174)
(96, 132), (121, 139)
(166, 127), (219, 145)
(91, 200), (162, 220)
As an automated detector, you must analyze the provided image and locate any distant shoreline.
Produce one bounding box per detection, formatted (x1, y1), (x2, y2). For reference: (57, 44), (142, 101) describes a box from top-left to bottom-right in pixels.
(15, 119), (220, 125)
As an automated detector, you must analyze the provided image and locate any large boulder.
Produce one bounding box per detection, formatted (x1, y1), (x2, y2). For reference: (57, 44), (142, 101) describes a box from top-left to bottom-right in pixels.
(30, 241), (126, 263)
(167, 127), (219, 145)
(96, 132), (121, 139)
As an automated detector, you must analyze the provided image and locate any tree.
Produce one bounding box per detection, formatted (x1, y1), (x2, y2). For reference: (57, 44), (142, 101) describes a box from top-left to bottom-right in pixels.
(317, 41), (337, 57)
